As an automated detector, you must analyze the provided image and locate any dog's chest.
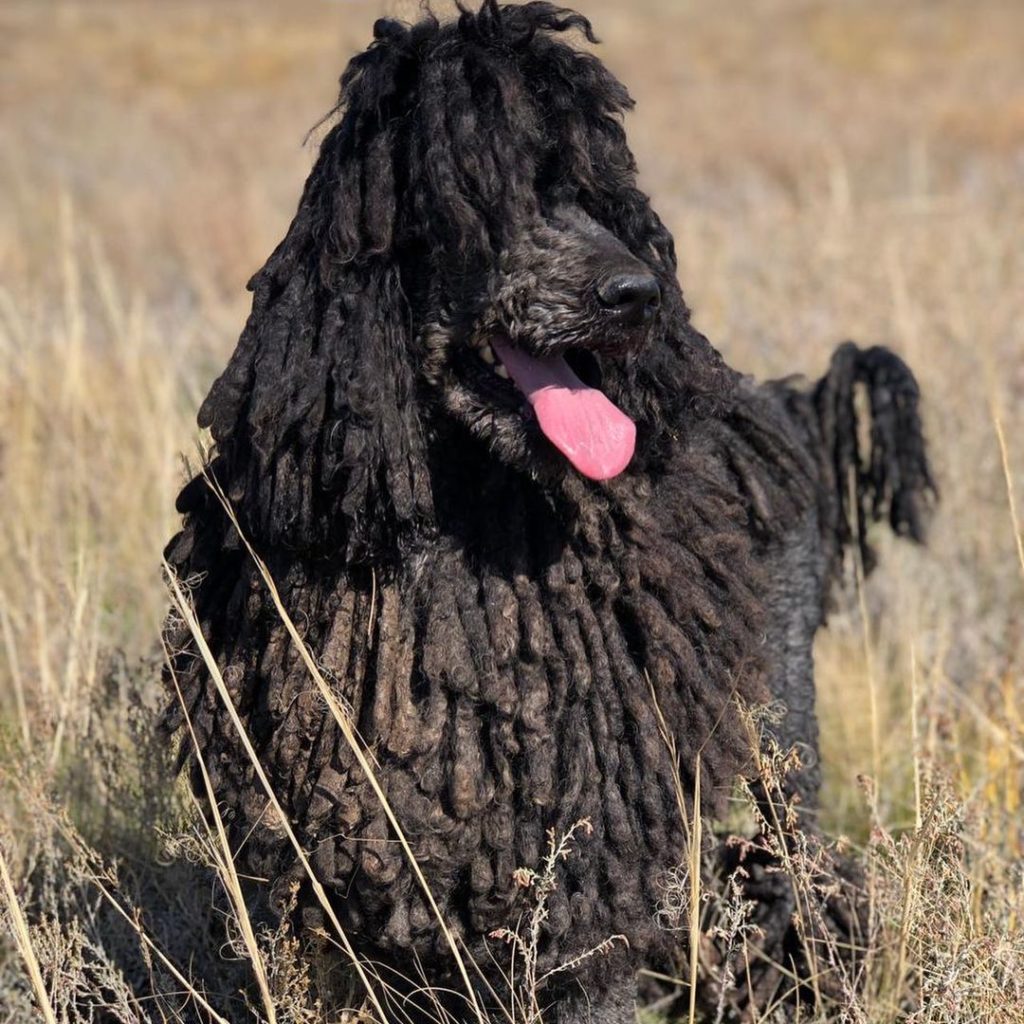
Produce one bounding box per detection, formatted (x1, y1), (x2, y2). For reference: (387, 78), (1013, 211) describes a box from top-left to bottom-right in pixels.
(317, 467), (764, 817)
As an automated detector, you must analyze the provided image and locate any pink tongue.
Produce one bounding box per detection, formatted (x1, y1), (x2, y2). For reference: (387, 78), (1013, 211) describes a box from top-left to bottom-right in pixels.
(492, 339), (636, 480)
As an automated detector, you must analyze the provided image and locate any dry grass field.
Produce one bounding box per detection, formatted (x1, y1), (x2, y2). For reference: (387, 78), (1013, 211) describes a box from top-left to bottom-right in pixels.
(1, 0), (1022, 1021)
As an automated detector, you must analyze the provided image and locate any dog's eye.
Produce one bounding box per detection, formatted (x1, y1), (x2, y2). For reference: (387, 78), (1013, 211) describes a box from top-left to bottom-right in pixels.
(536, 170), (580, 209)
(539, 186), (585, 225)
(555, 183), (583, 205)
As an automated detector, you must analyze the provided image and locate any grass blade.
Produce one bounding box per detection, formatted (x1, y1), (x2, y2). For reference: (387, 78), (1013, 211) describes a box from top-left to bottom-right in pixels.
(0, 846), (58, 1024)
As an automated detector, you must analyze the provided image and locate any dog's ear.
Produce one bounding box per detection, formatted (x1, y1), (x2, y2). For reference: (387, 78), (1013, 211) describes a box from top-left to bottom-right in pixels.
(183, 24), (450, 565)
(190, 149), (434, 565)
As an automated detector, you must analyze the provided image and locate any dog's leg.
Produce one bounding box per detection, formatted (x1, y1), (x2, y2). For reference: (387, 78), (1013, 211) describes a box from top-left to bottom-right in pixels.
(744, 341), (935, 828)
(758, 511), (828, 818)
(703, 512), (862, 1022)
(704, 332), (943, 1019)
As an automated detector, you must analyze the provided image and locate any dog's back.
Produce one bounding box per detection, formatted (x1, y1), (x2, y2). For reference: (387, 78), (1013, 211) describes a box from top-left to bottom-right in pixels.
(761, 342), (935, 812)
(704, 344), (934, 1019)
(761, 344), (937, 806)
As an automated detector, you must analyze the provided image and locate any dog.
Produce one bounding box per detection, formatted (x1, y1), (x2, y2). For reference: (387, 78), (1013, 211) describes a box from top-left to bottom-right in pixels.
(164, 4), (933, 1020)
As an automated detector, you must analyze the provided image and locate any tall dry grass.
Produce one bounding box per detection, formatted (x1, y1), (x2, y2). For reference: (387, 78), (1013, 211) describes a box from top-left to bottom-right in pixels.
(1, 1), (1022, 1021)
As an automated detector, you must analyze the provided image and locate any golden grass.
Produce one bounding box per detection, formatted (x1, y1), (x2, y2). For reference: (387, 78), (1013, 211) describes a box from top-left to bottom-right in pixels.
(167, 659), (278, 1024)
(0, 845), (58, 1024)
(1, 0), (1022, 1020)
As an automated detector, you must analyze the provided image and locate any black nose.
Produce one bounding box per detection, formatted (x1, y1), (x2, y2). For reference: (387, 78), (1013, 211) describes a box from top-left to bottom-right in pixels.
(597, 272), (661, 325)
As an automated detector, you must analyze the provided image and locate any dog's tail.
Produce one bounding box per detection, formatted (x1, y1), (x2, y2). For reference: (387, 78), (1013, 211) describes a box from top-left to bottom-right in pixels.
(809, 341), (936, 575)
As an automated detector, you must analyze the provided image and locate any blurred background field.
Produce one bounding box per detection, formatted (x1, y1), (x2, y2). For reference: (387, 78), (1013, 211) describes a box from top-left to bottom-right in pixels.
(1, 1), (1022, 1021)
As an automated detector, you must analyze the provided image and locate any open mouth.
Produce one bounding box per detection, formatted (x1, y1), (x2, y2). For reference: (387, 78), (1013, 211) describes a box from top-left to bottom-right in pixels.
(470, 337), (511, 380)
(468, 335), (636, 481)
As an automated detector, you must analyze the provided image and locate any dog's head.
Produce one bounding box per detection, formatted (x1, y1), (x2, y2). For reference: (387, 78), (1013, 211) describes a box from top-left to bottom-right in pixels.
(195, 2), (736, 559)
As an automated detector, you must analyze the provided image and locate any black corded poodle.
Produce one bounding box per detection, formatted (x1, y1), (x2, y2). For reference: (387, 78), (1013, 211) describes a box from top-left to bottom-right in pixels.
(163, 4), (934, 1021)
